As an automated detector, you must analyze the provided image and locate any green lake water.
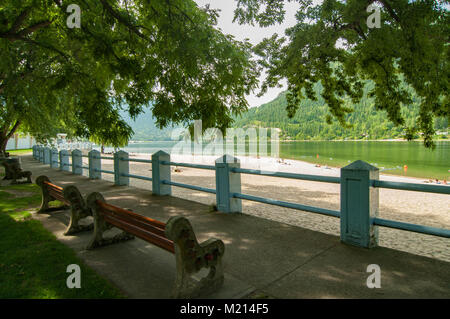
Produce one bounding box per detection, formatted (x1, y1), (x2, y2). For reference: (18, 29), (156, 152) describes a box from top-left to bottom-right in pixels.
(279, 141), (450, 180)
(103, 140), (449, 180)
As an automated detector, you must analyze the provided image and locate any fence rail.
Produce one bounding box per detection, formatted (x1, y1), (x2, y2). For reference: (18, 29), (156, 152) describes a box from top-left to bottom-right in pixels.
(232, 167), (341, 184)
(372, 180), (450, 194)
(32, 145), (450, 249)
(232, 192), (341, 218)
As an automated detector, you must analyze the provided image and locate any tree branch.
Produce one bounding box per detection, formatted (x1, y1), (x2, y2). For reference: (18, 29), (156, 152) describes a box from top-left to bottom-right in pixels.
(0, 20), (53, 42)
(6, 120), (21, 140)
(99, 0), (147, 40)
(9, 7), (32, 34)
(377, 0), (401, 23)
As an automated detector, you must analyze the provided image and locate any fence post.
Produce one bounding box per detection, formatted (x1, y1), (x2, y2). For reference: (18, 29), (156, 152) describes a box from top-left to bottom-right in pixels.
(152, 150), (171, 195)
(43, 147), (51, 164)
(39, 146), (44, 162)
(50, 148), (59, 168)
(114, 150), (129, 186)
(71, 149), (82, 175)
(340, 160), (379, 248)
(215, 155), (242, 213)
(59, 150), (70, 171)
(89, 150), (101, 179)
(32, 145), (36, 159)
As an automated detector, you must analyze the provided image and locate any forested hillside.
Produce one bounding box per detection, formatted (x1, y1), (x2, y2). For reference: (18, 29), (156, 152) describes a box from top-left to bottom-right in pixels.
(120, 109), (179, 141)
(233, 82), (448, 141)
(121, 82), (448, 142)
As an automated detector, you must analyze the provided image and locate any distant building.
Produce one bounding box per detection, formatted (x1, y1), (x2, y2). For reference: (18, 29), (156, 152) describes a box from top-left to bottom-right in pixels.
(5, 134), (36, 150)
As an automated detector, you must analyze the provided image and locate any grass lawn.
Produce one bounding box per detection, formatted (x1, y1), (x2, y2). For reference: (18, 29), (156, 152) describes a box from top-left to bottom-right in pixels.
(7, 148), (32, 155)
(0, 182), (125, 298)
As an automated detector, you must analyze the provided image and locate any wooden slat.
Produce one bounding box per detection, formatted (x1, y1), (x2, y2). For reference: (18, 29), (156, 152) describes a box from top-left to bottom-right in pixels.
(44, 181), (63, 191)
(97, 200), (166, 229)
(103, 214), (175, 253)
(49, 190), (66, 202)
(47, 185), (69, 205)
(101, 208), (166, 238)
(48, 188), (63, 197)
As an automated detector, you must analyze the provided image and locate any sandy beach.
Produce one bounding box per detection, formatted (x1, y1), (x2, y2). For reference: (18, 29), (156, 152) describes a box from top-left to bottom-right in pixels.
(85, 152), (450, 263)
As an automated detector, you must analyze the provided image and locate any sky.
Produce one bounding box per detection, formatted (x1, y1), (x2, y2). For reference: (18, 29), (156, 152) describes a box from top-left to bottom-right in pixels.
(193, 0), (300, 108)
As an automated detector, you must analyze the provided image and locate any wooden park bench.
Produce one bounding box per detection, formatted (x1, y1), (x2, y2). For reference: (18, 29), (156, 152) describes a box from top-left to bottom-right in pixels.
(86, 192), (225, 298)
(1, 157), (32, 184)
(36, 175), (93, 235)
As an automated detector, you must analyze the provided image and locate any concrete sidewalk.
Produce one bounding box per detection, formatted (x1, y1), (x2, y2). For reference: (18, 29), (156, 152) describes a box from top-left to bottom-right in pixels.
(18, 155), (450, 298)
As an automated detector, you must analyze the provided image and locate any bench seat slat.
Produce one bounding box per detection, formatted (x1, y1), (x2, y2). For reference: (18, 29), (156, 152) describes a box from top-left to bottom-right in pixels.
(103, 214), (175, 253)
(48, 190), (68, 204)
(100, 208), (167, 238)
(44, 181), (64, 191)
(97, 201), (167, 229)
(48, 189), (63, 198)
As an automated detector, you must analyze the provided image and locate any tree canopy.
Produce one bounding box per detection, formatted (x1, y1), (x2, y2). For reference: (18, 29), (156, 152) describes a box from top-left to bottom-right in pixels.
(234, 0), (449, 148)
(0, 0), (258, 153)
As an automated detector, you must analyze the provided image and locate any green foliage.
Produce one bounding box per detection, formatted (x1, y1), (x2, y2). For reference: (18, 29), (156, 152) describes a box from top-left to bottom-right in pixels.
(234, 0), (449, 148)
(233, 83), (448, 141)
(0, 1), (259, 149)
(6, 148), (32, 155)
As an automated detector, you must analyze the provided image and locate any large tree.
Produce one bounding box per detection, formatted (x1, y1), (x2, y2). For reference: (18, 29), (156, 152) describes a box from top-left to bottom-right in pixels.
(234, 0), (449, 147)
(0, 0), (258, 155)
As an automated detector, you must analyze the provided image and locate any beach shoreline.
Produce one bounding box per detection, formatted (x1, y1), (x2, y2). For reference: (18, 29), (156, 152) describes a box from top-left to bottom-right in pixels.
(87, 152), (450, 263)
(120, 151), (448, 185)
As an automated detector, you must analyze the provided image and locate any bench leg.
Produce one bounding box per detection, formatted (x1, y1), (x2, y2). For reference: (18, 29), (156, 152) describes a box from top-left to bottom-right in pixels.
(36, 176), (50, 214)
(64, 208), (94, 235)
(87, 210), (134, 250)
(37, 192), (50, 214)
(173, 248), (225, 299)
(25, 172), (32, 184)
(166, 216), (225, 298)
(63, 186), (94, 236)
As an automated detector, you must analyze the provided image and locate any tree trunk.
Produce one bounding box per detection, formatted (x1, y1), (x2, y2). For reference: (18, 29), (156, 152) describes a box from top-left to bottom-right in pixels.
(0, 120), (21, 157)
(101, 143), (105, 154)
(0, 133), (8, 157)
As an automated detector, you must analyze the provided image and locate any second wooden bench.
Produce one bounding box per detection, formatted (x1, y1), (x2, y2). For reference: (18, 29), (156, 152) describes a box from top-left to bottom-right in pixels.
(86, 192), (225, 298)
(36, 175), (93, 235)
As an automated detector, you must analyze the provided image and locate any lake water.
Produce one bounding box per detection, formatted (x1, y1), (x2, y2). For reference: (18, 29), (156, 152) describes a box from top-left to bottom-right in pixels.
(100, 140), (449, 180)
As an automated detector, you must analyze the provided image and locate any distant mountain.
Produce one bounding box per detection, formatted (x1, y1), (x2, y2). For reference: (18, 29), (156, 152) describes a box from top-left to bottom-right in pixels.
(120, 109), (180, 141)
(120, 84), (448, 141)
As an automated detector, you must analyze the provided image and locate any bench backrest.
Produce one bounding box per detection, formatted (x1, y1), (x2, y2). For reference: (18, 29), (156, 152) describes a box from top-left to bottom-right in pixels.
(43, 180), (69, 204)
(94, 200), (175, 253)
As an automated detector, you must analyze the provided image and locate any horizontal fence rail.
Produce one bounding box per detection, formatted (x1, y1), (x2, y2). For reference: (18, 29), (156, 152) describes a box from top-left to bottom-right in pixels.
(161, 161), (215, 170)
(94, 168), (114, 175)
(121, 158), (152, 164)
(372, 180), (450, 195)
(232, 167), (341, 184)
(373, 217), (450, 238)
(162, 180), (216, 194)
(232, 192), (340, 218)
(121, 173), (152, 182)
(32, 145), (450, 249)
